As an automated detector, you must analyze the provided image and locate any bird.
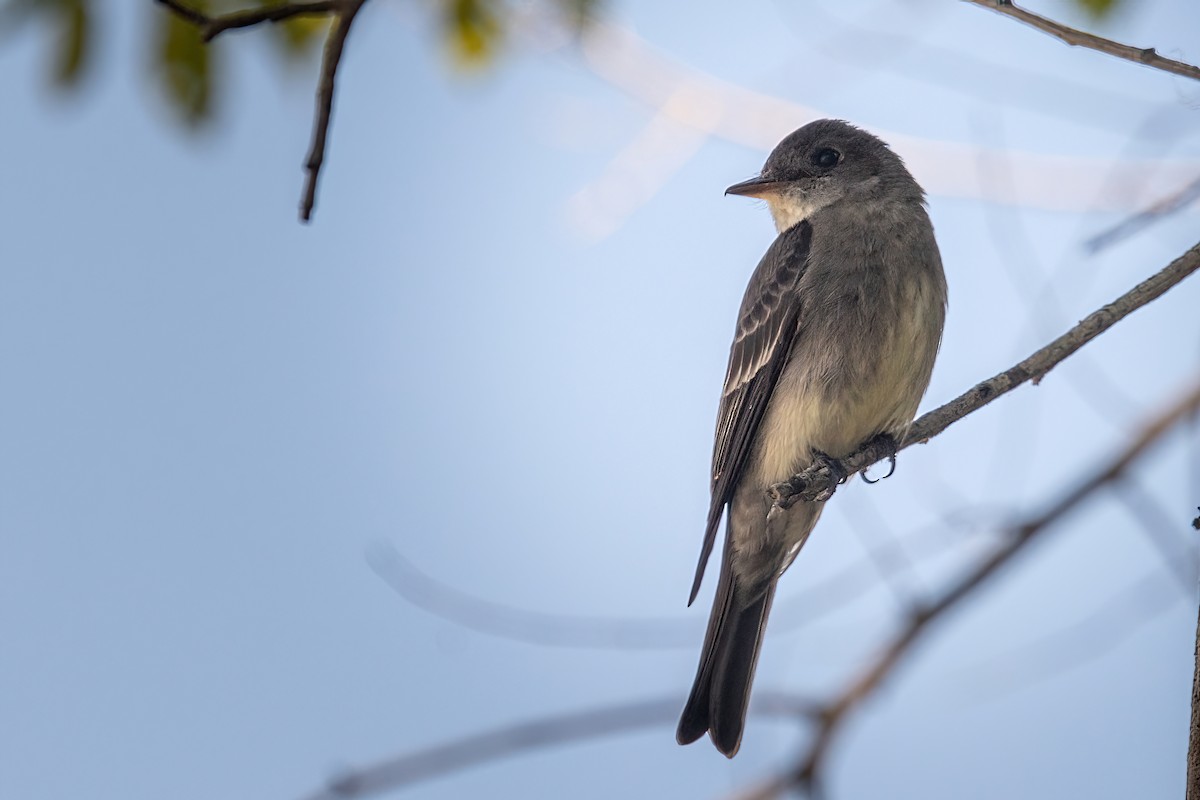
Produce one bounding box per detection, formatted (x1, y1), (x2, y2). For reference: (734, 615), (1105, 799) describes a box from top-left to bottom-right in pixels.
(676, 119), (947, 757)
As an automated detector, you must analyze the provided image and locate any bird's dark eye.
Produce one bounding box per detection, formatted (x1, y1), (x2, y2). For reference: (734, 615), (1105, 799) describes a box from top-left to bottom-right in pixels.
(811, 148), (840, 169)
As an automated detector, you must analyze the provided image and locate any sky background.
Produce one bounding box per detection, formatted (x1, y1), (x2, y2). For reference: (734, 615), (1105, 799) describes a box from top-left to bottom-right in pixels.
(2, 1), (1199, 798)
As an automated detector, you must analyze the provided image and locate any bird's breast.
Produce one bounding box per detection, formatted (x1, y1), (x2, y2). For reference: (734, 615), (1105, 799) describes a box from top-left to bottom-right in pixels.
(748, 257), (943, 486)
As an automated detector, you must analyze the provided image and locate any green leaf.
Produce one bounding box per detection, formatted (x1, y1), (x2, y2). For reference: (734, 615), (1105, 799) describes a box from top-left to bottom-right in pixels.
(156, 0), (213, 126)
(1071, 0), (1122, 20)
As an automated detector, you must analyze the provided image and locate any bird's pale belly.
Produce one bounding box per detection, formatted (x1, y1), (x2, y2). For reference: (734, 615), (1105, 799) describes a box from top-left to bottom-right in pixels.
(749, 296), (937, 488)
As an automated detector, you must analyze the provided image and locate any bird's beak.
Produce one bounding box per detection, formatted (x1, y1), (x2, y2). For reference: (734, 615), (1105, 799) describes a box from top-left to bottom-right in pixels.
(725, 176), (789, 198)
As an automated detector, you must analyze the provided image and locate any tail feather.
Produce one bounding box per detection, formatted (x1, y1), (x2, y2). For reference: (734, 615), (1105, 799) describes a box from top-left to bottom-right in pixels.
(677, 556), (776, 757)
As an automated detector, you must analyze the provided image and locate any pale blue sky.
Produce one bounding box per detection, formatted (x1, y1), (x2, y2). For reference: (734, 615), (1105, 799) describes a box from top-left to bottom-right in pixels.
(2, 1), (1198, 798)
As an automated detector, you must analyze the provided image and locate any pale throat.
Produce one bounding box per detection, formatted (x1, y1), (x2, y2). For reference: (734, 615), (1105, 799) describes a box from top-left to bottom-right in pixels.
(763, 190), (832, 233)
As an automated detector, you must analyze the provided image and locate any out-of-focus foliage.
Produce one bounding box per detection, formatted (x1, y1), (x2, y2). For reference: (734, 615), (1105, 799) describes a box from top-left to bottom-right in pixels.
(154, 0), (335, 127)
(2, 0), (604, 121)
(443, 0), (502, 67)
(7, 0), (1126, 130)
(51, 0), (86, 84)
(157, 0), (211, 126)
(2, 0), (330, 125)
(2, 0), (92, 88)
(6, 0), (599, 126)
(438, 0), (600, 68)
(267, 12), (328, 61)
(1072, 0), (1121, 20)
(152, 1), (330, 126)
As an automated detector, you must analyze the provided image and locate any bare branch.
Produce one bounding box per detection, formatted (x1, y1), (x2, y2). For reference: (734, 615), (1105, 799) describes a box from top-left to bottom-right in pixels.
(301, 0), (364, 221)
(775, 378), (1200, 795)
(962, 0), (1200, 82)
(771, 239), (1200, 510)
(154, 0), (366, 221)
(296, 692), (818, 800)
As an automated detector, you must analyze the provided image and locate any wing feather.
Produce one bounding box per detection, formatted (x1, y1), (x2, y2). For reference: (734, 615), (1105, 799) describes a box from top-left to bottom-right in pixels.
(688, 220), (813, 605)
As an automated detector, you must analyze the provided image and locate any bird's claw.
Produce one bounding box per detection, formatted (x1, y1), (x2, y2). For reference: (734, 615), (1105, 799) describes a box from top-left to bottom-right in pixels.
(859, 433), (898, 485)
(810, 449), (848, 501)
(861, 454), (897, 484)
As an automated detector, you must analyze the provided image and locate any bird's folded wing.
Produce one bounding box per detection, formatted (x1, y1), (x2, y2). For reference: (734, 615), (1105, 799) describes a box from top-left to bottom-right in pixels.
(688, 220), (813, 605)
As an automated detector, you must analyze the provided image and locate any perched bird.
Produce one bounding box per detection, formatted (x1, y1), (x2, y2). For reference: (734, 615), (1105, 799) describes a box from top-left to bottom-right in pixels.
(677, 120), (947, 757)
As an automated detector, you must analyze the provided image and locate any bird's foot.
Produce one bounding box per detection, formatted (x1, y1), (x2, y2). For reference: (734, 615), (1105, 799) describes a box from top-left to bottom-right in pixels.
(858, 433), (898, 485)
(809, 449), (849, 501)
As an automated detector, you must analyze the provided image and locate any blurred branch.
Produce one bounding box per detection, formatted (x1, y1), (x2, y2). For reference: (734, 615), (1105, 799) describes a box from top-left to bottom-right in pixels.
(771, 239), (1200, 510)
(367, 542), (698, 648)
(1085, 175), (1200, 253)
(754, 378), (1200, 797)
(962, 0), (1200, 82)
(297, 692), (818, 800)
(369, 511), (981, 650)
(154, 0), (367, 221)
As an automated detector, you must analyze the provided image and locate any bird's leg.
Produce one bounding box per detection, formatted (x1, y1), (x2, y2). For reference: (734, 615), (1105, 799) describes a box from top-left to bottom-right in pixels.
(858, 432), (898, 484)
(770, 433), (901, 509)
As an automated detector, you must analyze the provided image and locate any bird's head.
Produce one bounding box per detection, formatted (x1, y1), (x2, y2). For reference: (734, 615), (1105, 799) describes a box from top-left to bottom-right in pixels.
(726, 119), (922, 233)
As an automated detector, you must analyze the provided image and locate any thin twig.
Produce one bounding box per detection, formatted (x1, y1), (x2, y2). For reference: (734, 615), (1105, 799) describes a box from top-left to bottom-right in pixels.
(301, 0), (364, 221)
(154, 0), (341, 43)
(774, 378), (1200, 795)
(296, 692), (819, 800)
(962, 0), (1200, 82)
(771, 239), (1200, 510)
(154, 0), (365, 221)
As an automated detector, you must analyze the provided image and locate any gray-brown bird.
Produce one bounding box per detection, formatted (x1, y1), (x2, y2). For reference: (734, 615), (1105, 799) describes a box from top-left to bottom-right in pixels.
(677, 120), (947, 757)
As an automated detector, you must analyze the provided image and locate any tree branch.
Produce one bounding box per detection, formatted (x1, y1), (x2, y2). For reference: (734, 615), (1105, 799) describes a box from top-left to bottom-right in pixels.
(767, 378), (1200, 796)
(771, 239), (1200, 511)
(301, 0), (364, 221)
(154, 0), (367, 221)
(962, 0), (1200, 82)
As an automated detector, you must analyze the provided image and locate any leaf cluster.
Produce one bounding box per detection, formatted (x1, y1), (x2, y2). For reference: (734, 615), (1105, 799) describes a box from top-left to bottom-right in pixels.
(4, 0), (601, 127)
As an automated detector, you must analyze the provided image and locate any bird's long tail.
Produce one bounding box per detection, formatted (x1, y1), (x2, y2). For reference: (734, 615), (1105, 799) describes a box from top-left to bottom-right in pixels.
(676, 555), (777, 758)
